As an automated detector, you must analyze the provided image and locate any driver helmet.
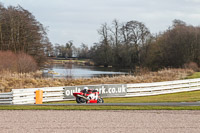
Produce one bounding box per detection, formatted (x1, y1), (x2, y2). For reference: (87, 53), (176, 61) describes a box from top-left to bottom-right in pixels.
(83, 87), (89, 92)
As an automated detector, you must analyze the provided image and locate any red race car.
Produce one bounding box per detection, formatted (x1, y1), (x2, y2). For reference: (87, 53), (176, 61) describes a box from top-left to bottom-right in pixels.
(73, 87), (104, 104)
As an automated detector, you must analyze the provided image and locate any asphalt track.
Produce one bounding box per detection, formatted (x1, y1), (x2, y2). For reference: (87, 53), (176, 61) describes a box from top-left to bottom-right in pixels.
(1, 102), (200, 106)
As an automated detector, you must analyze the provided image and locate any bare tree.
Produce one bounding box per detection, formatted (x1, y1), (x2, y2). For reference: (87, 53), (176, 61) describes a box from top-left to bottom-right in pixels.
(0, 4), (50, 67)
(76, 43), (89, 58)
(91, 20), (151, 68)
(97, 23), (113, 67)
(120, 20), (151, 66)
(65, 41), (73, 58)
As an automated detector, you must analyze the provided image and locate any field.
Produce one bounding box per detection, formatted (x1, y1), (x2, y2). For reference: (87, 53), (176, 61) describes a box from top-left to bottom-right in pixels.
(0, 68), (194, 92)
(1, 89), (200, 110)
(49, 90), (200, 104)
(1, 105), (200, 110)
(52, 59), (88, 64)
(186, 72), (200, 79)
(1, 68), (200, 110)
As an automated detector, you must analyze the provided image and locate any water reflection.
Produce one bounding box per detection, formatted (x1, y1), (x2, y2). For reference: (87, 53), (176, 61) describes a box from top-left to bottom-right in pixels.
(43, 64), (130, 79)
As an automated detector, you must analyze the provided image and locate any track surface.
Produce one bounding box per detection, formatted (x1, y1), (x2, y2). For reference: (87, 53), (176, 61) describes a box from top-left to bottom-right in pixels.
(0, 110), (200, 133)
(31, 102), (200, 106)
(1, 102), (200, 106)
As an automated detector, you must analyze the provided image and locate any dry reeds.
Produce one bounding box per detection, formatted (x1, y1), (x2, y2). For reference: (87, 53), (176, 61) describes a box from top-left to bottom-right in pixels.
(0, 68), (194, 93)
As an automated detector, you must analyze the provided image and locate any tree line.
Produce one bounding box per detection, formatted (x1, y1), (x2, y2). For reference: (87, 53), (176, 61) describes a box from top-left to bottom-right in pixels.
(143, 19), (200, 70)
(52, 19), (200, 71)
(90, 20), (151, 68)
(80, 19), (199, 70)
(1, 3), (199, 71)
(53, 42), (89, 59)
(0, 3), (52, 67)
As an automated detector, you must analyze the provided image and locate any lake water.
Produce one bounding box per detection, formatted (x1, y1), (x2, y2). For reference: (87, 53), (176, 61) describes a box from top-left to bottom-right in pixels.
(43, 64), (130, 79)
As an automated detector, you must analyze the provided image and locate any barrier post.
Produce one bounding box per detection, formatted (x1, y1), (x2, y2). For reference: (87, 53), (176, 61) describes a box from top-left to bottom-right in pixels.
(35, 89), (43, 104)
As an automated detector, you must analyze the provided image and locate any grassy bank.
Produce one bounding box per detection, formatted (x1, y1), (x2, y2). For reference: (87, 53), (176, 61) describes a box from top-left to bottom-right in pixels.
(0, 105), (200, 110)
(51, 59), (94, 65)
(185, 72), (200, 79)
(0, 68), (194, 92)
(2, 89), (200, 110)
(49, 90), (200, 104)
(105, 90), (200, 103)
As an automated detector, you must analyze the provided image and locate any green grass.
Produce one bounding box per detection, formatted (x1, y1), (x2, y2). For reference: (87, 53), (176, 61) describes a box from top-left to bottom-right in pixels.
(0, 105), (200, 110)
(49, 90), (200, 104)
(186, 72), (200, 79)
(104, 91), (200, 103)
(2, 90), (200, 110)
(53, 59), (87, 63)
(47, 72), (200, 105)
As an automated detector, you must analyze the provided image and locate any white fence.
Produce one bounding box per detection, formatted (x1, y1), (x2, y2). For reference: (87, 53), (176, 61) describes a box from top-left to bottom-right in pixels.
(12, 87), (67, 104)
(0, 78), (200, 104)
(0, 92), (13, 104)
(126, 78), (200, 97)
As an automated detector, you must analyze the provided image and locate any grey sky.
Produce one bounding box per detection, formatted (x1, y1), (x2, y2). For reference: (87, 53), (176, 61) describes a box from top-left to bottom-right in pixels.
(1, 0), (200, 46)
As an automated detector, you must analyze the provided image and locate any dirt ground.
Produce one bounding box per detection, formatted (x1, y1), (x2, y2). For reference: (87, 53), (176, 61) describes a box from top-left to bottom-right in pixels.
(0, 110), (200, 133)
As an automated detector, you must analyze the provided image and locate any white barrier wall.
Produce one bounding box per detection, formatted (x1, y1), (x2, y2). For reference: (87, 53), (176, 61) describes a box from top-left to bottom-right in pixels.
(12, 87), (67, 104)
(126, 78), (200, 97)
(0, 78), (200, 104)
(0, 92), (12, 104)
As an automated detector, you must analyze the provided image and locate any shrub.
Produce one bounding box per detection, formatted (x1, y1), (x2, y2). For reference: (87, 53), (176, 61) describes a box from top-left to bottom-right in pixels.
(184, 62), (199, 72)
(17, 53), (38, 73)
(0, 51), (18, 72)
(0, 51), (38, 73)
